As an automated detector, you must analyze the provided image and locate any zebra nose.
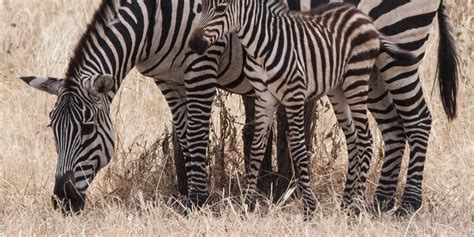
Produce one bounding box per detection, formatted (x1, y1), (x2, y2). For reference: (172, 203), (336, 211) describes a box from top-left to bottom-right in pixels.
(189, 31), (209, 54)
(52, 171), (85, 215)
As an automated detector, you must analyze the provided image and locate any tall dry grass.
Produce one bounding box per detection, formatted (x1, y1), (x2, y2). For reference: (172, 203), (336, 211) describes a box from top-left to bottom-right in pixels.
(0, 0), (473, 235)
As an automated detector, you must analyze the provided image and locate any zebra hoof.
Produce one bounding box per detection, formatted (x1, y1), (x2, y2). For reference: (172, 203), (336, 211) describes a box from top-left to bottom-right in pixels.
(340, 200), (361, 216)
(340, 200), (367, 217)
(303, 199), (317, 221)
(243, 198), (256, 213)
(393, 201), (421, 217)
(393, 206), (415, 217)
(239, 211), (248, 221)
(394, 192), (422, 217)
(184, 192), (208, 214)
(343, 205), (365, 217)
(303, 208), (315, 221)
(189, 192), (208, 207)
(370, 196), (395, 216)
(340, 196), (352, 210)
(239, 199), (256, 221)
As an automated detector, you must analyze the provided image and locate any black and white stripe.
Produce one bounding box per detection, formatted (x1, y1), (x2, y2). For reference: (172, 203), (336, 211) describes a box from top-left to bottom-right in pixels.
(19, 0), (156, 213)
(218, 0), (458, 216)
(190, 0), (419, 217)
(18, 0), (457, 216)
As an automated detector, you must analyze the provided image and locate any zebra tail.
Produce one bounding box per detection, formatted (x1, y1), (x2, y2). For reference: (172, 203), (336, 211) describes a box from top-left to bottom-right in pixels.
(436, 1), (459, 120)
(379, 38), (418, 66)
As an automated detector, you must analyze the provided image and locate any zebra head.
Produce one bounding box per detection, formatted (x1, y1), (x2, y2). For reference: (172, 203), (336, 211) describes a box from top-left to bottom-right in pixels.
(189, 0), (239, 54)
(19, 75), (116, 214)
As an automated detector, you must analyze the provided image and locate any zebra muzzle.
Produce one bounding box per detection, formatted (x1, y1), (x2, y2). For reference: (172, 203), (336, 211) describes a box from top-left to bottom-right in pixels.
(188, 31), (209, 55)
(52, 171), (85, 215)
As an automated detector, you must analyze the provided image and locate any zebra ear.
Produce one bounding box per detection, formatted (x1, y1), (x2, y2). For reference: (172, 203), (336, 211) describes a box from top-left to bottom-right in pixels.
(18, 76), (63, 95)
(87, 74), (115, 96)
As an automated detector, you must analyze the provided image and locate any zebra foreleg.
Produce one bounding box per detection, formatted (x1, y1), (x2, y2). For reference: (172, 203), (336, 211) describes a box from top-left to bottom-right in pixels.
(182, 54), (222, 209)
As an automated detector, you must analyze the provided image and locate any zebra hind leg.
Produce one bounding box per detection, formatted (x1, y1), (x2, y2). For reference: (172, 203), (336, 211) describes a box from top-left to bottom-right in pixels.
(327, 90), (359, 209)
(243, 95), (279, 215)
(341, 72), (374, 215)
(379, 66), (432, 216)
(285, 103), (317, 220)
(367, 72), (406, 214)
(349, 105), (373, 215)
(395, 85), (432, 217)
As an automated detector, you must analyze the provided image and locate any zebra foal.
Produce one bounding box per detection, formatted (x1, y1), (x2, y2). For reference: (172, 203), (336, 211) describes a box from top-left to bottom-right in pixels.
(189, 0), (415, 217)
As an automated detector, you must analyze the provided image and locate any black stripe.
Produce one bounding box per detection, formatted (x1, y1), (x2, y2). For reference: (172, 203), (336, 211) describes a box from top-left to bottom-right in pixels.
(368, 0), (410, 20)
(379, 12), (437, 36)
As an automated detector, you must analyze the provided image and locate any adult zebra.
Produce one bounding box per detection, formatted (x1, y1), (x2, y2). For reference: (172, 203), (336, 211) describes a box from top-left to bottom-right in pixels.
(189, 0), (418, 217)
(18, 0), (457, 215)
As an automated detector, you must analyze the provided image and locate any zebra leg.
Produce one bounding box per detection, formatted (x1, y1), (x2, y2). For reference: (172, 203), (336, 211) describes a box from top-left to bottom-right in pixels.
(367, 71), (406, 213)
(342, 75), (373, 214)
(285, 102), (317, 220)
(183, 54), (223, 208)
(378, 65), (432, 216)
(155, 81), (190, 195)
(244, 93), (279, 213)
(327, 89), (359, 209)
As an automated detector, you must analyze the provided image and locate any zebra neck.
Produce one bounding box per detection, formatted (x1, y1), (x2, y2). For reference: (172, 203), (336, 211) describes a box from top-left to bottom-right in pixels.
(65, 0), (155, 100)
(236, 0), (289, 60)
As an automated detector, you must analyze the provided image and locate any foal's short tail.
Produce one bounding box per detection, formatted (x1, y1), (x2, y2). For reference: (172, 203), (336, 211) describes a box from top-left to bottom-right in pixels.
(379, 38), (418, 66)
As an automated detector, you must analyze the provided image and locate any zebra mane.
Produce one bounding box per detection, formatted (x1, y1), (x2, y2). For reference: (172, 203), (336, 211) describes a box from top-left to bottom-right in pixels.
(64, 0), (121, 83)
(306, 2), (354, 15)
(258, 0), (290, 15)
(257, 0), (287, 7)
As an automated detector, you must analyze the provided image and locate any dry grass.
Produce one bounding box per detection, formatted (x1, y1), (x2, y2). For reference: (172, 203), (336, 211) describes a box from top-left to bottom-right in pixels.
(0, 0), (473, 235)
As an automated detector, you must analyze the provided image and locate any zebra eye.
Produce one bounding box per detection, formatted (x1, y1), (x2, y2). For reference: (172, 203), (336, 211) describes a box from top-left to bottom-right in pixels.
(81, 122), (95, 135)
(196, 3), (202, 13)
(215, 4), (227, 13)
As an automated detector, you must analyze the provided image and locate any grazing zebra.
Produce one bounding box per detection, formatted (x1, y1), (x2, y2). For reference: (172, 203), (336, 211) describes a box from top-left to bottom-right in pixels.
(18, 0), (457, 216)
(189, 0), (417, 217)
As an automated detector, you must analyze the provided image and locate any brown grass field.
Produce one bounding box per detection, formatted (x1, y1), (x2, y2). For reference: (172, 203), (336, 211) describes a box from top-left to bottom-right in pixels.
(0, 0), (473, 235)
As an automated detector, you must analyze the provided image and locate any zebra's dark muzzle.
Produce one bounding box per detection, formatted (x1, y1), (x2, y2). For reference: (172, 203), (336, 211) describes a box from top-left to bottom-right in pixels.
(52, 171), (85, 215)
(189, 29), (209, 55)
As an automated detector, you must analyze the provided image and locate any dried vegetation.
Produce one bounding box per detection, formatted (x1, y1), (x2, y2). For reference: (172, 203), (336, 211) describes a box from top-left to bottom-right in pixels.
(0, 0), (472, 235)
